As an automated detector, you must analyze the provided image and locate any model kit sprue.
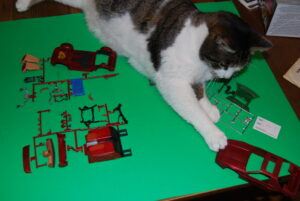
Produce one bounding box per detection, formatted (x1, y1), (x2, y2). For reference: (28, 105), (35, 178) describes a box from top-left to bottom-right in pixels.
(18, 43), (118, 106)
(22, 103), (131, 173)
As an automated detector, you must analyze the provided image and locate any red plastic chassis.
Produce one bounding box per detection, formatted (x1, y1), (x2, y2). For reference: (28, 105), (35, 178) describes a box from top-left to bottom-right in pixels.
(216, 140), (300, 198)
(51, 43), (117, 72)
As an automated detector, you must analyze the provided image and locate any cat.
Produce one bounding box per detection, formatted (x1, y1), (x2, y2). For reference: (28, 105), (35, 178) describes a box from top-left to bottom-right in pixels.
(16, 0), (272, 151)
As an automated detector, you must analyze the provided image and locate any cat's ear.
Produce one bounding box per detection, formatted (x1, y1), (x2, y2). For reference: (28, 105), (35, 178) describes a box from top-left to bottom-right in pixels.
(249, 31), (273, 53)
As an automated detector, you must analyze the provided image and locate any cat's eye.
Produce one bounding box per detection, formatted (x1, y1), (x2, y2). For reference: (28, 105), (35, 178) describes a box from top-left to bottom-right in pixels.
(219, 61), (228, 69)
(207, 56), (218, 63)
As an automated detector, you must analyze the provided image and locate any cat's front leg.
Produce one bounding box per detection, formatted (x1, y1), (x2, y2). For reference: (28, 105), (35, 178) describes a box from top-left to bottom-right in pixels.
(155, 74), (227, 151)
(199, 96), (221, 123)
(192, 83), (221, 123)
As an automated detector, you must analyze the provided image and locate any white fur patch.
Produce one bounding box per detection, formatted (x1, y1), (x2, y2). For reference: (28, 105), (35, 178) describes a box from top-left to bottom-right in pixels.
(16, 0), (44, 12)
(158, 19), (212, 83)
(83, 4), (155, 79)
(214, 67), (240, 79)
(16, 0), (84, 11)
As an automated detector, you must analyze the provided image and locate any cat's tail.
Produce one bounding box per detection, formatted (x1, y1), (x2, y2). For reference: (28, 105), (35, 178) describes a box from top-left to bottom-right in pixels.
(16, 0), (85, 12)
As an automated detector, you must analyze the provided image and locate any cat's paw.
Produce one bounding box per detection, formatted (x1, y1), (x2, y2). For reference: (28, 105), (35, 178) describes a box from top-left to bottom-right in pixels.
(16, 0), (30, 12)
(199, 98), (221, 123)
(203, 129), (227, 152)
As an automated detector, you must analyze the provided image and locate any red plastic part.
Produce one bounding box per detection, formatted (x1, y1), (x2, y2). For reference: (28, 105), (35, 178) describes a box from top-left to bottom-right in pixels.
(44, 139), (55, 168)
(23, 145), (31, 173)
(51, 43), (117, 72)
(97, 46), (117, 71)
(84, 127), (123, 163)
(216, 140), (300, 198)
(85, 141), (122, 163)
(57, 133), (68, 167)
(86, 127), (112, 142)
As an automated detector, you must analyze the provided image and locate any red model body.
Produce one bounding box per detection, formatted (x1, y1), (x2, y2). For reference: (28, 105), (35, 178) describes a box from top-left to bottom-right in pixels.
(51, 43), (116, 72)
(216, 140), (300, 198)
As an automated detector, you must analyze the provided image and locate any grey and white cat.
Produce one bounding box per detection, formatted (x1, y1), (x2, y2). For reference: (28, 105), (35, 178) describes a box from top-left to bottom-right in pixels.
(16, 0), (272, 151)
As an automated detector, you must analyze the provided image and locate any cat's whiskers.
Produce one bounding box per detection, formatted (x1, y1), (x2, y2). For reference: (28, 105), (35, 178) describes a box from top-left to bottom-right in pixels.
(207, 78), (217, 90)
(205, 78), (217, 97)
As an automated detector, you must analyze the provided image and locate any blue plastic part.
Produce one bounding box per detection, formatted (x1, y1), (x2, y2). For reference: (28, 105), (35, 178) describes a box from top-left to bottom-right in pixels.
(71, 78), (85, 96)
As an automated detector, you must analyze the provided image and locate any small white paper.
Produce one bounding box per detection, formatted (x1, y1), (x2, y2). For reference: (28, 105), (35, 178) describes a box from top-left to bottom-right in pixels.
(283, 58), (300, 88)
(253, 116), (281, 139)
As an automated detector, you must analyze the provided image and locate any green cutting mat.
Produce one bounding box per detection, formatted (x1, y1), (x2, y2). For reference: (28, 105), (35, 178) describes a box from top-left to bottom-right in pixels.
(0, 1), (299, 201)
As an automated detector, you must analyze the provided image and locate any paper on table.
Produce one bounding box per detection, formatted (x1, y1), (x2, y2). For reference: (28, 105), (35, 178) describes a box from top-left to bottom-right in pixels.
(283, 58), (300, 88)
(266, 1), (300, 38)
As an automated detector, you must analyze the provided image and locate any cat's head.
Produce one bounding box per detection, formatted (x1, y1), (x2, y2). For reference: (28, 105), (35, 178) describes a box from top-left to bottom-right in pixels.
(200, 12), (272, 79)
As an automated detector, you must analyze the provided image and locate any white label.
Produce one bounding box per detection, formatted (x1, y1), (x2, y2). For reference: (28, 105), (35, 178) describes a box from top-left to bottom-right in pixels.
(253, 116), (281, 139)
